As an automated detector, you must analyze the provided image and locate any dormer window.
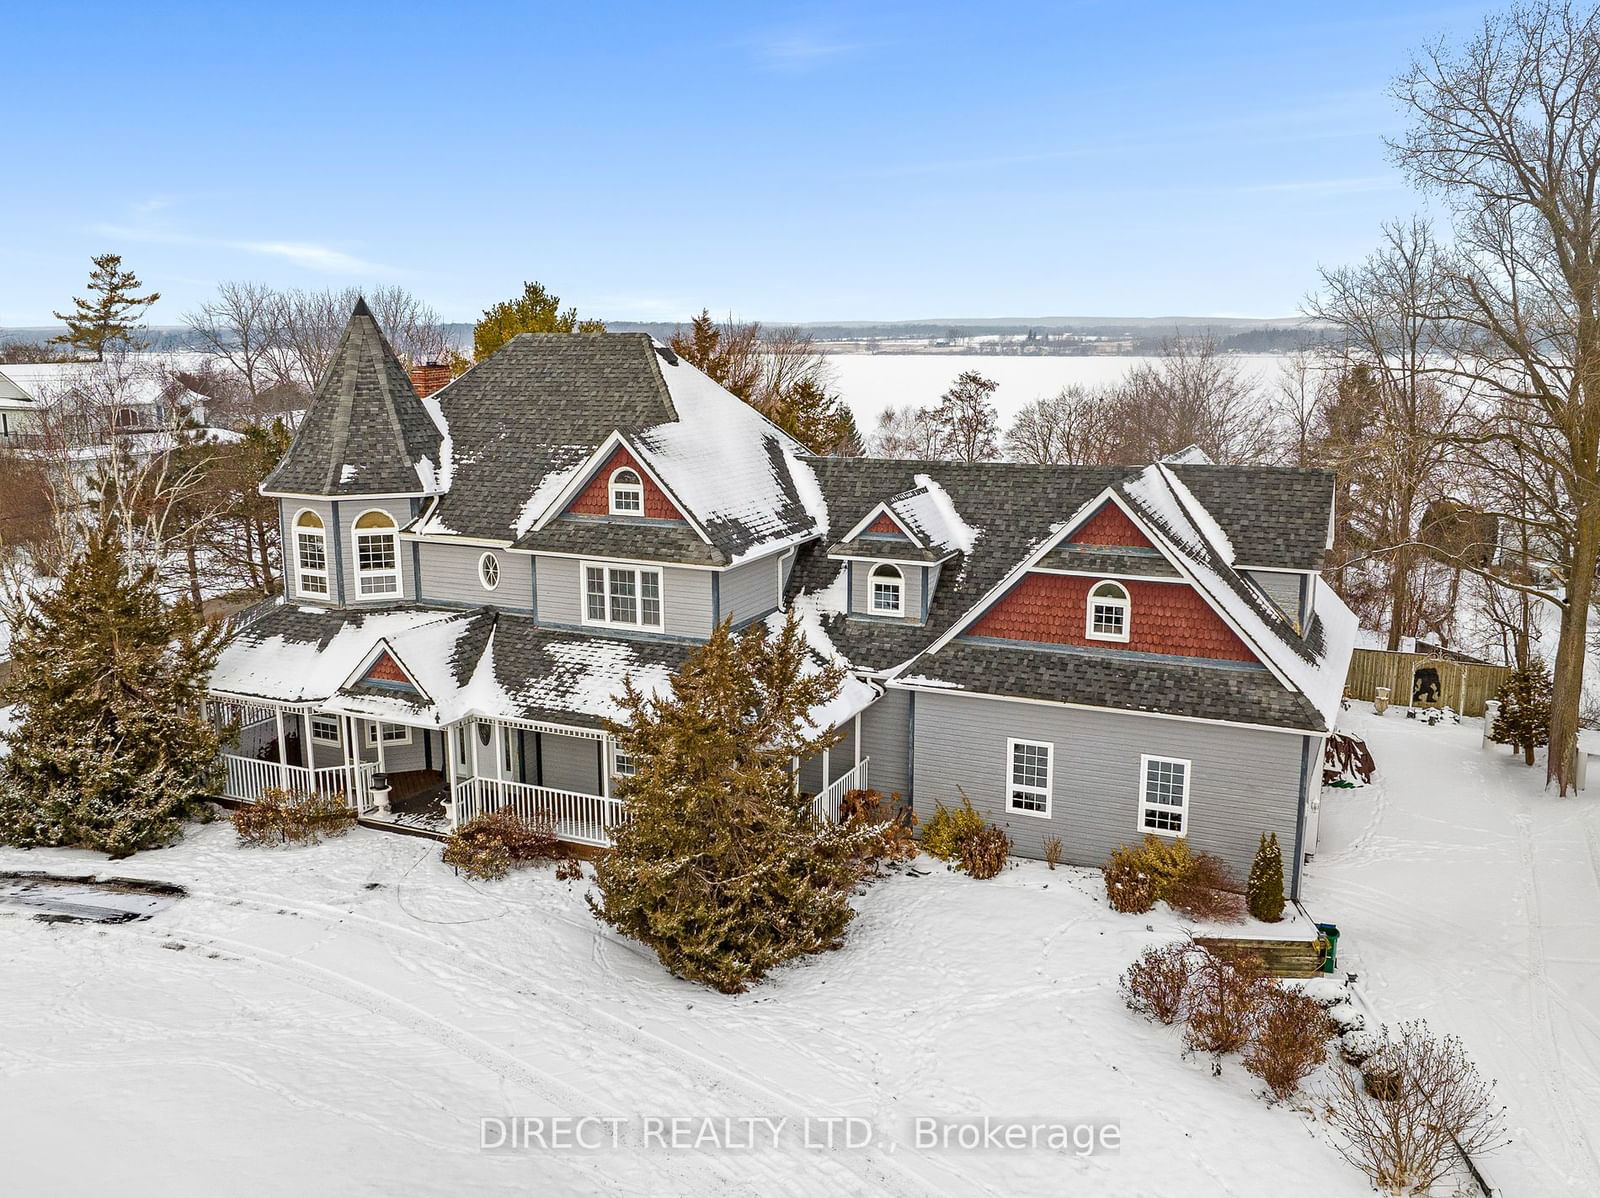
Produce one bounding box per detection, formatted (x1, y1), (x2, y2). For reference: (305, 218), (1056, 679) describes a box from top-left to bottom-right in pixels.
(353, 510), (400, 598)
(870, 563), (905, 616)
(609, 468), (644, 515)
(293, 509), (328, 597)
(1087, 580), (1130, 642)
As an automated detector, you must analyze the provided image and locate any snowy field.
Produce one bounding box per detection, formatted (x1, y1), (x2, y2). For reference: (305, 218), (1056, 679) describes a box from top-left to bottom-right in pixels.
(1, 710), (1592, 1196)
(825, 353), (1291, 432)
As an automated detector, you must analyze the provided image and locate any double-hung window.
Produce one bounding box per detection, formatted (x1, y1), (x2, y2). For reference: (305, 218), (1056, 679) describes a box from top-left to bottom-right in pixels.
(310, 715), (341, 745)
(1006, 738), (1052, 816)
(1139, 755), (1190, 835)
(612, 745), (637, 778)
(365, 722), (412, 747)
(353, 511), (400, 598)
(870, 563), (904, 616)
(583, 562), (663, 630)
(294, 510), (329, 598)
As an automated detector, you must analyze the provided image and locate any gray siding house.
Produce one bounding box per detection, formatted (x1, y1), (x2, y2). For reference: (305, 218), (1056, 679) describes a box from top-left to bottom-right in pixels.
(208, 302), (1355, 896)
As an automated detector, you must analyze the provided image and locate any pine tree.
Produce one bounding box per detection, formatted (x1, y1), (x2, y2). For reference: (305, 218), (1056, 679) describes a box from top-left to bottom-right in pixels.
(1489, 658), (1553, 766)
(767, 377), (864, 456)
(51, 253), (161, 360)
(1247, 832), (1285, 923)
(0, 512), (225, 856)
(589, 614), (885, 992)
(472, 281), (604, 361)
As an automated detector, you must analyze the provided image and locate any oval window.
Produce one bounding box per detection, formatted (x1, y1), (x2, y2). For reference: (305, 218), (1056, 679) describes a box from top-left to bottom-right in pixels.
(479, 552), (500, 591)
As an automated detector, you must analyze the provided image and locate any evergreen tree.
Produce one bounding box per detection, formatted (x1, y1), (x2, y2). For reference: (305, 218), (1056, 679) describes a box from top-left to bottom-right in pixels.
(668, 309), (761, 401)
(51, 253), (162, 360)
(472, 281), (604, 361)
(590, 614), (885, 992)
(768, 377), (864, 456)
(1247, 832), (1285, 922)
(0, 512), (225, 856)
(1489, 657), (1553, 766)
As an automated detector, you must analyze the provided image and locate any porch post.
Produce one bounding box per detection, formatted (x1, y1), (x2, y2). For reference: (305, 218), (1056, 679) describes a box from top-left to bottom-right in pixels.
(344, 715), (359, 807)
(791, 755), (800, 798)
(303, 709), (316, 773)
(822, 746), (831, 791)
(494, 719), (505, 793)
(854, 712), (861, 769)
(601, 733), (611, 799)
(445, 721), (460, 829)
(375, 722), (388, 776)
(273, 705), (288, 789)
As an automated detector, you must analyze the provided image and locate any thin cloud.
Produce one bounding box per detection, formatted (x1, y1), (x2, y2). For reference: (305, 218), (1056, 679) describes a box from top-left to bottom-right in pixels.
(90, 223), (396, 276)
(746, 29), (867, 72)
(1236, 176), (1399, 195)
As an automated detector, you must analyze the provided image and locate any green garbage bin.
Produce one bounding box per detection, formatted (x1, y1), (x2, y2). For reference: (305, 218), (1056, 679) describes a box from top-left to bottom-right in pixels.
(1317, 922), (1340, 974)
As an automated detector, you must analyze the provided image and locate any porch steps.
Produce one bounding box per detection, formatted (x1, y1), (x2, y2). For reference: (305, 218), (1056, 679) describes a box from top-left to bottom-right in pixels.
(1193, 934), (1328, 978)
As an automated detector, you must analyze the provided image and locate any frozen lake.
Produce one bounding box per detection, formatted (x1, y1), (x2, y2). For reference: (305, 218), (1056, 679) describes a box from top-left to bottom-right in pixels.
(824, 352), (1292, 430)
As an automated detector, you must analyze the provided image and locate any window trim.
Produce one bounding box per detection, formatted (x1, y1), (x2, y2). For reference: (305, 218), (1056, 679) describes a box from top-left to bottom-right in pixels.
(292, 508), (330, 599)
(478, 551), (500, 591)
(1138, 753), (1190, 838)
(869, 562), (905, 617)
(608, 467), (644, 516)
(1005, 737), (1053, 818)
(365, 722), (413, 747)
(351, 509), (401, 601)
(612, 743), (636, 779)
(580, 560), (665, 631)
(310, 715), (341, 745)
(1086, 578), (1131, 643)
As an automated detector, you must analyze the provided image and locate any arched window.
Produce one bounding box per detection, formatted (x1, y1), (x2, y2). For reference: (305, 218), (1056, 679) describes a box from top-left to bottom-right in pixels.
(1086, 580), (1130, 642)
(353, 510), (400, 598)
(479, 552), (500, 591)
(609, 467), (644, 515)
(294, 509), (328, 597)
(870, 563), (904, 616)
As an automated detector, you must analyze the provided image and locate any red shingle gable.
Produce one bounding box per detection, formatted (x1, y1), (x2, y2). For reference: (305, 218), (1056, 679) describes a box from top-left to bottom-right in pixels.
(967, 573), (1258, 662)
(1068, 503), (1153, 549)
(364, 651), (411, 685)
(865, 512), (907, 536)
(565, 447), (685, 521)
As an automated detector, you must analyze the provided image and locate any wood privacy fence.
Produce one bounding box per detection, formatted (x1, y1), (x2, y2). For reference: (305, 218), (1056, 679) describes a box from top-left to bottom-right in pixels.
(1343, 648), (1510, 717)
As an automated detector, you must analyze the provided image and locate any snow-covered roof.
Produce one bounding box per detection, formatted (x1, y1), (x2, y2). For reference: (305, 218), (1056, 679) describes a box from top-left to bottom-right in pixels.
(0, 360), (200, 410)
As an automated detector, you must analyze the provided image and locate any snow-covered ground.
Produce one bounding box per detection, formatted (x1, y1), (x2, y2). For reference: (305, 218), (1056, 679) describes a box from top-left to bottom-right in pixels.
(1309, 707), (1600, 1196)
(0, 829), (1368, 1196)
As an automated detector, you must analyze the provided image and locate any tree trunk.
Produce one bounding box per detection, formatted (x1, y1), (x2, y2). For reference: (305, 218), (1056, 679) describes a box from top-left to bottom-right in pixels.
(1549, 504), (1600, 794)
(185, 535), (202, 608)
(1385, 541), (1413, 652)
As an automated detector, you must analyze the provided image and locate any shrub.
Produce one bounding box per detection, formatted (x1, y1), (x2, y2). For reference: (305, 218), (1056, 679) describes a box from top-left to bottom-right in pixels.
(554, 856), (584, 882)
(1324, 1021), (1508, 1195)
(1121, 942), (1198, 1024)
(1139, 835), (1194, 898)
(1184, 949), (1269, 1057)
(233, 788), (355, 846)
(959, 823), (1011, 879)
(1042, 834), (1063, 870)
(1166, 851), (1246, 922)
(920, 795), (986, 860)
(840, 789), (918, 863)
(1247, 832), (1286, 922)
(442, 808), (561, 881)
(1103, 844), (1157, 913)
(1244, 988), (1333, 1100)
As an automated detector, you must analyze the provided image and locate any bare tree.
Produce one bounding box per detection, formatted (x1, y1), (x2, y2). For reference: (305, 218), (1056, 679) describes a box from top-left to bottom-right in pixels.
(870, 405), (946, 459)
(183, 281), (281, 403)
(933, 370), (1000, 462)
(1105, 336), (1280, 464)
(267, 284), (448, 397)
(1389, 0), (1600, 790)
(1004, 385), (1121, 464)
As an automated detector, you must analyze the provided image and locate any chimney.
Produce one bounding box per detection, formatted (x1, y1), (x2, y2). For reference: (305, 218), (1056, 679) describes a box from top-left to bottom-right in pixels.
(409, 360), (451, 399)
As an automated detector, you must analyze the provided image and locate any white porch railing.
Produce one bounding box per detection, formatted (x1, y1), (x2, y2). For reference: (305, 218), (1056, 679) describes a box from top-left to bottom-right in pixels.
(221, 753), (375, 811)
(454, 776), (626, 847)
(813, 757), (870, 825)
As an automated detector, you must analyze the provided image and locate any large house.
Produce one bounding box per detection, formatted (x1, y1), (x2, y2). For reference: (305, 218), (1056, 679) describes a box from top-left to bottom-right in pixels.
(207, 302), (1356, 897)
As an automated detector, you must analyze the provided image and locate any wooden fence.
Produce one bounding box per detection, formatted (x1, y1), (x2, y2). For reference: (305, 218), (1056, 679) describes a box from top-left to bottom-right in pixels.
(1343, 648), (1509, 717)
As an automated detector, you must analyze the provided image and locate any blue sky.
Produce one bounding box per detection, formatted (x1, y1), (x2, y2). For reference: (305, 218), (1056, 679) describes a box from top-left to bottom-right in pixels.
(3, 1), (1495, 326)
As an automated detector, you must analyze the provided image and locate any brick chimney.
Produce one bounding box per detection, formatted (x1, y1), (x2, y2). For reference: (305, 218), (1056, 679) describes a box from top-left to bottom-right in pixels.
(409, 360), (451, 399)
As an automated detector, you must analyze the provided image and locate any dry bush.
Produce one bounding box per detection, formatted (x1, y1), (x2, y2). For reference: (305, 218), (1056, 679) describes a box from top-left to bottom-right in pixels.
(1166, 851), (1246, 922)
(1042, 835), (1063, 870)
(840, 789), (918, 863)
(1324, 1021), (1507, 1195)
(1184, 949), (1269, 1056)
(1103, 844), (1157, 913)
(442, 808), (561, 881)
(1244, 988), (1334, 1100)
(958, 823), (1011, 879)
(232, 788), (355, 846)
(920, 795), (986, 860)
(1121, 942), (1198, 1024)
(554, 856), (584, 882)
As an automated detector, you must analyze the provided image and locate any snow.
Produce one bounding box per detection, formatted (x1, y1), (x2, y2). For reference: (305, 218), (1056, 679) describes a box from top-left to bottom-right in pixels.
(897, 473), (979, 555)
(773, 562), (852, 667)
(508, 452), (588, 539)
(1158, 462), (1234, 565)
(1, 824), (1376, 1197)
(339, 464), (359, 484)
(1308, 706), (1600, 1195)
(415, 392), (453, 495)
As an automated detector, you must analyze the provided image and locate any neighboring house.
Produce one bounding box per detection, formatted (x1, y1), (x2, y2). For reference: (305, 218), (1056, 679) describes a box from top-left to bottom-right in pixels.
(0, 367), (35, 442)
(0, 360), (208, 437)
(208, 301), (1355, 897)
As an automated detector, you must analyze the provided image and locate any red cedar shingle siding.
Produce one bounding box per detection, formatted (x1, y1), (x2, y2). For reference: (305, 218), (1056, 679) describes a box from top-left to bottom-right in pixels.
(365, 652), (410, 684)
(967, 573), (1259, 662)
(565, 447), (685, 521)
(865, 512), (906, 536)
(1068, 503), (1154, 549)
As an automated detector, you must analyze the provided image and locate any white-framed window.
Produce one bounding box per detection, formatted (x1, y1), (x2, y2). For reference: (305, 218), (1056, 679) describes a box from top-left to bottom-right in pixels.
(1086, 579), (1130, 642)
(1139, 754), (1190, 836)
(870, 563), (904, 616)
(609, 468), (644, 515)
(479, 552), (500, 591)
(310, 715), (341, 745)
(1006, 738), (1053, 817)
(582, 562), (663, 630)
(365, 722), (412, 746)
(353, 510), (400, 598)
(294, 509), (329, 598)
(612, 744), (636, 778)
